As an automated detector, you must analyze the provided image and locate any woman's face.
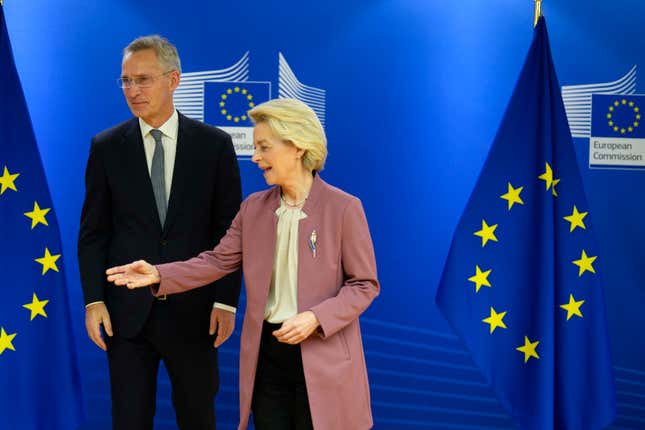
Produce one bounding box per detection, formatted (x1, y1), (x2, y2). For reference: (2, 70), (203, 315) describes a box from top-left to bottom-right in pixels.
(251, 122), (303, 186)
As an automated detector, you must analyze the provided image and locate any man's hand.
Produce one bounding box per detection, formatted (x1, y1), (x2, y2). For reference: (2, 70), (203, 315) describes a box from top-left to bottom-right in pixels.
(273, 311), (320, 345)
(210, 307), (235, 348)
(85, 302), (113, 351)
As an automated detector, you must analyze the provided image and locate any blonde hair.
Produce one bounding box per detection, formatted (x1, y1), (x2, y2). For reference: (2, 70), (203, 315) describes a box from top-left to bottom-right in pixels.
(248, 98), (327, 172)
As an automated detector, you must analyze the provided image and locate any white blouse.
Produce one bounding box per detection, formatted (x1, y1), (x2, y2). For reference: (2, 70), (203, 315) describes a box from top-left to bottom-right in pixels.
(264, 201), (307, 323)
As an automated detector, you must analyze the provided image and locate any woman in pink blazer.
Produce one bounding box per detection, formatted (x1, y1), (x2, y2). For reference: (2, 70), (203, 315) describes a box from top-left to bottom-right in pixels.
(107, 98), (379, 430)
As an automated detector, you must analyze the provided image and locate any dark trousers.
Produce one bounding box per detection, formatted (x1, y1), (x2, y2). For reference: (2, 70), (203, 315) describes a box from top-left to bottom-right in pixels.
(106, 301), (219, 430)
(252, 321), (314, 430)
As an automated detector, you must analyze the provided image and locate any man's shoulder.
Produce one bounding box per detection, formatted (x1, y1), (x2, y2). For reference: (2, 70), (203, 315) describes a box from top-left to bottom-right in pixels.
(93, 118), (137, 146)
(179, 113), (232, 143)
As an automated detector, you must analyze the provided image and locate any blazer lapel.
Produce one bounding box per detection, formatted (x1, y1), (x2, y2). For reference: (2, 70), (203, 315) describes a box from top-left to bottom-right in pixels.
(121, 120), (163, 231)
(298, 174), (323, 265)
(255, 187), (281, 303)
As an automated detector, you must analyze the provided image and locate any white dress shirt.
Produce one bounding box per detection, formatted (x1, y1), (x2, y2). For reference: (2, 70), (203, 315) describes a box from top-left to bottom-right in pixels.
(138, 112), (178, 204)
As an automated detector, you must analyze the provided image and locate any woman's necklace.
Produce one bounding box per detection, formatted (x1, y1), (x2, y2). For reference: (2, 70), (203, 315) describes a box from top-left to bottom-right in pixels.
(281, 193), (307, 208)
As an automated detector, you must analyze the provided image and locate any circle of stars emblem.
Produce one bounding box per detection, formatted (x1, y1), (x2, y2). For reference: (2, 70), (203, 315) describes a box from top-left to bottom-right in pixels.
(606, 98), (640, 135)
(219, 87), (255, 123)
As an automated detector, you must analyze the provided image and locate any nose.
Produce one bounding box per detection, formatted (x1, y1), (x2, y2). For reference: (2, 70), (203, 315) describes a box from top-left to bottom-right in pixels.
(124, 85), (141, 97)
(251, 149), (260, 163)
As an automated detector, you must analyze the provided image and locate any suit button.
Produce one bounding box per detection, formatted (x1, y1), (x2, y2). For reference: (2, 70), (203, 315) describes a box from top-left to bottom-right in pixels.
(160, 240), (168, 246)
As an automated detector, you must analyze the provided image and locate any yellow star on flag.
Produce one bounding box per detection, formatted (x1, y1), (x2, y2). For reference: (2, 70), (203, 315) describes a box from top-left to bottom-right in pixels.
(24, 201), (51, 229)
(0, 327), (17, 355)
(551, 178), (561, 197)
(560, 294), (584, 320)
(23, 293), (49, 321)
(538, 162), (554, 189)
(483, 307), (507, 334)
(0, 166), (20, 195)
(500, 182), (524, 210)
(474, 219), (498, 247)
(563, 205), (588, 232)
(468, 265), (492, 292)
(35, 247), (61, 275)
(572, 249), (597, 276)
(516, 336), (540, 363)
(538, 162), (560, 196)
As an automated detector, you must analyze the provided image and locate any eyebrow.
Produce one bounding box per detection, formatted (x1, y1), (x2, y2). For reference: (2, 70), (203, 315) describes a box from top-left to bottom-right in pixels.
(120, 73), (152, 79)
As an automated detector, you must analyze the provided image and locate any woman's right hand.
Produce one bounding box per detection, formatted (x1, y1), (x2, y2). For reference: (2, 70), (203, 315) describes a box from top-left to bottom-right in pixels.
(106, 260), (160, 289)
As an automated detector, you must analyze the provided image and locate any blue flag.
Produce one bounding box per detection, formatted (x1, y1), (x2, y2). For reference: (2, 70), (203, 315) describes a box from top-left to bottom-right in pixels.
(436, 18), (616, 430)
(0, 6), (84, 429)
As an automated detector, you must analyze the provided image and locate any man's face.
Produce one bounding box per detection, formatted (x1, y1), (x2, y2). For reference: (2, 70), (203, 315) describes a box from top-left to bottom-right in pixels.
(121, 49), (179, 127)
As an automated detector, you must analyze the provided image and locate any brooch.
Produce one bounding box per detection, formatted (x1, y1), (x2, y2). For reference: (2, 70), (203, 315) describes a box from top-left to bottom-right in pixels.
(309, 229), (318, 258)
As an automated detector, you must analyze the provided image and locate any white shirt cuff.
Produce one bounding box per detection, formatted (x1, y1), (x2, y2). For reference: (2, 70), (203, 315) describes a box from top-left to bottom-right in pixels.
(213, 302), (236, 314)
(85, 301), (104, 309)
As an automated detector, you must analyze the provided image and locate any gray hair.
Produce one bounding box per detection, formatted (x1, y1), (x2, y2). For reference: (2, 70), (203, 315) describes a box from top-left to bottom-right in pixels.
(123, 35), (181, 73)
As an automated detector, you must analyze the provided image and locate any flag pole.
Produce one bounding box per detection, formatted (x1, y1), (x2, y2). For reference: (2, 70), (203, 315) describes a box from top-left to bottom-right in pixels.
(534, 0), (542, 27)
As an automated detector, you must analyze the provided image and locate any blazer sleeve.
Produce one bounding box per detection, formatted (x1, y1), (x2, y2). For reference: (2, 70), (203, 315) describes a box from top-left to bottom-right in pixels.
(77, 138), (111, 305)
(209, 133), (243, 308)
(155, 199), (245, 296)
(310, 198), (380, 338)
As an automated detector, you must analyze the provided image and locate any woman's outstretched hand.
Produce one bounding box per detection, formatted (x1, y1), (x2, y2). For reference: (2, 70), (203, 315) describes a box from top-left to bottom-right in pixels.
(106, 260), (160, 289)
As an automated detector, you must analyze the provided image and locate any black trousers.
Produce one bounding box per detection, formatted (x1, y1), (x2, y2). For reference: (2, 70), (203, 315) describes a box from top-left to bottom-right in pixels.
(252, 321), (314, 430)
(106, 300), (219, 430)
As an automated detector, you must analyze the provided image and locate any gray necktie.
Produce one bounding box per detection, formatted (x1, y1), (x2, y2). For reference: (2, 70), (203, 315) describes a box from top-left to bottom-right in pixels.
(150, 129), (167, 226)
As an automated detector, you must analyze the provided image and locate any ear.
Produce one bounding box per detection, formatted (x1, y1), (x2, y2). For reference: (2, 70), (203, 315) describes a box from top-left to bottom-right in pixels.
(168, 70), (181, 91)
(294, 146), (306, 159)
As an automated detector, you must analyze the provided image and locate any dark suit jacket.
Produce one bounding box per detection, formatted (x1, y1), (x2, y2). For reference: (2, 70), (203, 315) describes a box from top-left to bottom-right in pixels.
(78, 112), (242, 338)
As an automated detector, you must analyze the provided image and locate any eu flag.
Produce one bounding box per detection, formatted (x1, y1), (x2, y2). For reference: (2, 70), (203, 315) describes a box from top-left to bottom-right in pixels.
(436, 17), (616, 430)
(203, 81), (271, 127)
(0, 6), (84, 429)
(591, 94), (645, 139)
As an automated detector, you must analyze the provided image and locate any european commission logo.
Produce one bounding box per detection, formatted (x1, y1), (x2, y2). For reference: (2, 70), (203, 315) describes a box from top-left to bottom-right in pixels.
(174, 51), (326, 157)
(559, 65), (645, 169)
(589, 94), (645, 169)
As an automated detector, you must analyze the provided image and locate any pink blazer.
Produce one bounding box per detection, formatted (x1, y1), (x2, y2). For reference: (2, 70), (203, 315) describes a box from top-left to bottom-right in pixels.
(155, 174), (380, 430)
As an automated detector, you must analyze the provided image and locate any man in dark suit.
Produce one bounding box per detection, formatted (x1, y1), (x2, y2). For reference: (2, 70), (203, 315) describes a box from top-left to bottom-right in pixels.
(78, 35), (242, 430)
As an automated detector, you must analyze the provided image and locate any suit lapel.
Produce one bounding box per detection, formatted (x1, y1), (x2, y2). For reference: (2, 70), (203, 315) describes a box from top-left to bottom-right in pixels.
(121, 119), (163, 231)
(162, 113), (190, 236)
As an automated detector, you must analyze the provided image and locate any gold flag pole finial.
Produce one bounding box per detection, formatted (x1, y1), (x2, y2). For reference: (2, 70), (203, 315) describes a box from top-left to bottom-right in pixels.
(534, 0), (542, 27)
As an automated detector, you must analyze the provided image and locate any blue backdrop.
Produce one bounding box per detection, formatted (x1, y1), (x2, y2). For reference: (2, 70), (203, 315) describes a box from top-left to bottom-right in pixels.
(4, 1), (645, 428)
